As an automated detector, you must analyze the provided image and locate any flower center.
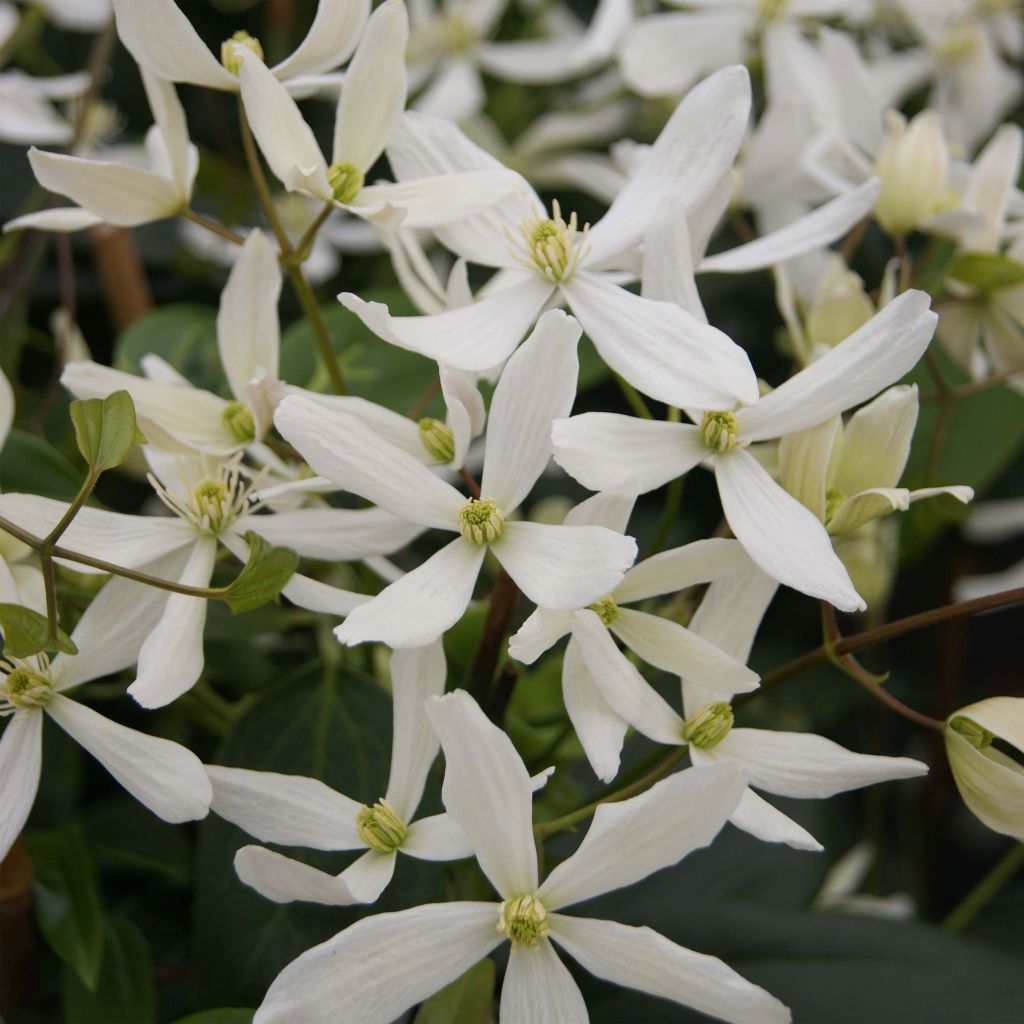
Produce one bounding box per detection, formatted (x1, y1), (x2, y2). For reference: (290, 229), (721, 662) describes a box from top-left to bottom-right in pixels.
(587, 595), (619, 626)
(222, 401), (256, 443)
(1, 667), (53, 714)
(824, 488), (847, 525)
(150, 455), (263, 535)
(221, 30), (264, 75)
(683, 702), (734, 750)
(458, 497), (505, 545)
(418, 418), (455, 464)
(355, 799), (407, 853)
(498, 894), (550, 949)
(758, 0), (789, 19)
(514, 201), (590, 284)
(949, 715), (993, 750)
(444, 13), (476, 53)
(933, 26), (980, 64)
(700, 410), (739, 454)
(327, 162), (365, 205)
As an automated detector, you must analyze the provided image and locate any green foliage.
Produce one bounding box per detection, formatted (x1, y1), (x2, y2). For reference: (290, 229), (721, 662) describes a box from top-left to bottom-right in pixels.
(0, 602), (77, 657)
(114, 304), (222, 390)
(69, 390), (146, 472)
(0, 428), (81, 500)
(413, 959), (496, 1024)
(222, 532), (299, 614)
(172, 1011), (255, 1024)
(947, 251), (1024, 292)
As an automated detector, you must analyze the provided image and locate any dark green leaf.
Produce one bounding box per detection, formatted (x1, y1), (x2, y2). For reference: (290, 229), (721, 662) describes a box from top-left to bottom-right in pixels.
(61, 915), (154, 1024)
(114, 303), (221, 390)
(24, 825), (105, 990)
(0, 428), (81, 500)
(222, 531), (299, 613)
(947, 251), (1024, 291)
(69, 390), (146, 471)
(0, 602), (77, 657)
(172, 1010), (254, 1024)
(414, 959), (495, 1024)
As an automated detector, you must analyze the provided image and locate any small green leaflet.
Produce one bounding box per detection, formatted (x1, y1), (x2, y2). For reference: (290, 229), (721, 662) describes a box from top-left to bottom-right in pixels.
(222, 532), (299, 614)
(0, 602), (77, 658)
(69, 390), (147, 472)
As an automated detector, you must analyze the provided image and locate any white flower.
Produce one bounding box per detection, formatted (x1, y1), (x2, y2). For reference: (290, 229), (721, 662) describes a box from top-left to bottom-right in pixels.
(0, 69), (89, 147)
(274, 310), (638, 648)
(110, 0), (368, 95)
(953, 499), (1024, 602)
(342, 65), (760, 410)
(235, 0), (523, 229)
(552, 290), (938, 610)
(509, 493), (759, 782)
(251, 690), (791, 1024)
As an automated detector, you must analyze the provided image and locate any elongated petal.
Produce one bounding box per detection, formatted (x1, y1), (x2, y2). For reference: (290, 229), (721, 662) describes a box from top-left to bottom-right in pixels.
(206, 765), (363, 849)
(563, 492), (635, 533)
(140, 68), (192, 194)
(611, 608), (759, 695)
(338, 276), (552, 372)
(111, 0), (236, 89)
(615, 538), (751, 604)
(564, 274), (759, 408)
(831, 384), (918, 495)
(494, 521), (636, 611)
(738, 291), (937, 442)
(778, 417), (839, 523)
(571, 610), (683, 745)
(47, 694), (211, 822)
(339, 849), (398, 903)
(549, 916), (791, 1024)
(827, 488), (909, 534)
(280, 573), (369, 617)
(642, 195), (707, 321)
(401, 813), (474, 861)
(274, 396), (463, 529)
(718, 728), (927, 798)
(727, 785), (823, 851)
(959, 123), (1023, 252)
(237, 53), (330, 198)
(289, 392), (424, 458)
(336, 538), (484, 648)
(562, 634), (629, 783)
(500, 941), (588, 1024)
(218, 230), (280, 407)
(714, 449), (865, 611)
(129, 538), (217, 708)
(28, 148), (181, 225)
(427, 690), (536, 898)
(700, 180), (881, 273)
(508, 608), (574, 664)
(273, 0), (369, 79)
(234, 846), (361, 905)
(482, 309), (580, 511)
(254, 903), (501, 1024)
(0, 711), (42, 860)
(3, 207), (103, 233)
(384, 641), (447, 822)
(539, 762), (744, 910)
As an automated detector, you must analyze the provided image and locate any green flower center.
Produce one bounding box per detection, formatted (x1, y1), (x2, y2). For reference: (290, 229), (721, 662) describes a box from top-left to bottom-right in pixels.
(516, 200), (589, 284)
(700, 411), (739, 454)
(221, 30), (263, 75)
(2, 668), (53, 712)
(327, 162), (365, 205)
(587, 595), (619, 626)
(498, 895), (549, 949)
(222, 401), (256, 443)
(683, 702), (734, 750)
(418, 418), (455, 464)
(458, 498), (505, 545)
(824, 487), (847, 525)
(355, 799), (407, 853)
(949, 715), (994, 751)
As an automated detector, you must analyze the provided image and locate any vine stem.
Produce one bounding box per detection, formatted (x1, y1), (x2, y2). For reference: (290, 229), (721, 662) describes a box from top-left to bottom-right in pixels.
(466, 568), (520, 713)
(183, 209), (246, 246)
(943, 843), (1024, 933)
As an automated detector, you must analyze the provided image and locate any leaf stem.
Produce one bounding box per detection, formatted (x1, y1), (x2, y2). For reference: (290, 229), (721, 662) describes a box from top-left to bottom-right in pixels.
(943, 843), (1024, 933)
(182, 209), (246, 246)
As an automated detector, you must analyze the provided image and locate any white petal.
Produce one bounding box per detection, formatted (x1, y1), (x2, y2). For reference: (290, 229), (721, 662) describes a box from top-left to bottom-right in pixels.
(274, 396), (463, 529)
(273, 0), (369, 79)
(570, 610), (683, 746)
(28, 148), (181, 225)
(552, 413), (705, 496)
(288, 390), (425, 459)
(206, 765), (363, 849)
(254, 902), (500, 1024)
(0, 711), (42, 861)
(413, 57), (485, 123)
(440, 364), (484, 469)
(959, 123), (1022, 252)
(128, 538), (217, 709)
(907, 485), (973, 508)
(688, 562), (779, 664)
(827, 488), (909, 535)
(714, 449), (865, 612)
(563, 492), (635, 533)
(339, 849), (398, 903)
(111, 0), (236, 89)
(338, 276), (552, 372)
(700, 180), (882, 273)
(3, 207), (103, 233)
(234, 845), (361, 906)
(384, 641), (447, 822)
(738, 291), (937, 442)
(611, 608), (759, 696)
(236, 52), (330, 198)
(508, 608), (574, 665)
(482, 309), (580, 511)
(831, 384), (918, 495)
(642, 196), (707, 321)
(218, 230), (280, 409)
(500, 941), (588, 1024)
(280, 573), (369, 617)
(564, 274), (759, 408)
(562, 634), (629, 783)
(615, 538), (751, 604)
(538, 762), (744, 910)
(336, 538), (484, 648)
(140, 67), (193, 195)
(727, 786), (823, 852)
(718, 728), (927, 798)
(777, 417), (839, 523)
(47, 694), (211, 822)
(494, 521), (636, 611)
(401, 813), (474, 861)
(549, 916), (791, 1024)
(426, 690), (537, 898)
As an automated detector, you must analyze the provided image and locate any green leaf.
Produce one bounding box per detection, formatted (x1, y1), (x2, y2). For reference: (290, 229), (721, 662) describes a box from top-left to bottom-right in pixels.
(0, 428), (81, 500)
(414, 959), (495, 1024)
(172, 1011), (254, 1024)
(114, 303), (221, 389)
(69, 390), (146, 471)
(61, 915), (155, 1024)
(222, 531), (299, 614)
(947, 251), (1024, 291)
(24, 825), (105, 990)
(0, 602), (77, 658)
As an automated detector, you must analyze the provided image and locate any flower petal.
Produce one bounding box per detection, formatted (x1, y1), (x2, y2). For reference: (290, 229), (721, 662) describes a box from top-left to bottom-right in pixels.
(831, 384), (918, 495)
(140, 67), (193, 195)
(3, 207), (103, 233)
(339, 849), (398, 903)
(234, 845), (361, 905)
(614, 538), (751, 604)
(727, 785), (823, 852)
(401, 813), (474, 861)
(508, 608), (574, 665)
(778, 417), (840, 524)
(563, 492), (635, 533)
(280, 573), (370, 617)
(272, 0), (369, 80)
(0, 711), (42, 861)
(500, 941), (588, 1024)
(642, 195), (707, 321)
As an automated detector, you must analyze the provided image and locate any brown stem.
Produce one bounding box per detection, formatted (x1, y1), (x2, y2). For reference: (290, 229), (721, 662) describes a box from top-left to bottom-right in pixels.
(89, 225), (153, 330)
(407, 378), (441, 420)
(459, 467), (482, 498)
(466, 569), (520, 706)
(183, 209), (246, 246)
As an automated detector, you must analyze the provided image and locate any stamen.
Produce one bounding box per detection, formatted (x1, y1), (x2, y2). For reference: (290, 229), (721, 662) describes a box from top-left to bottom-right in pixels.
(459, 498), (505, 545)
(149, 454), (266, 535)
(498, 895), (550, 949)
(700, 411), (740, 454)
(355, 799), (407, 853)
(510, 200), (590, 284)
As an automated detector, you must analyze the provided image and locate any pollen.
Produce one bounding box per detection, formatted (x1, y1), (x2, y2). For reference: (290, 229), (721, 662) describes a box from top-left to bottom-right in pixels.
(498, 894), (550, 949)
(458, 497), (505, 545)
(327, 162), (365, 205)
(221, 30), (264, 75)
(514, 200), (590, 284)
(587, 595), (620, 626)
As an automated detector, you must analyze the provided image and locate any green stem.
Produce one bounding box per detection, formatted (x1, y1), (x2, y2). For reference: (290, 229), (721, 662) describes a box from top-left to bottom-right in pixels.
(294, 201), (334, 261)
(943, 844), (1024, 933)
(183, 209), (246, 246)
(614, 374), (653, 419)
(286, 264), (347, 394)
(237, 101), (292, 254)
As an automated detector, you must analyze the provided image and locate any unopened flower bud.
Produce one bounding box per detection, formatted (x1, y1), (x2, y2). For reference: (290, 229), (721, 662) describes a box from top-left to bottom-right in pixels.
(221, 30), (263, 75)
(355, 799), (407, 853)
(418, 417), (455, 464)
(683, 702), (734, 749)
(498, 894), (549, 948)
(805, 266), (875, 350)
(327, 162), (365, 205)
(700, 410), (739, 454)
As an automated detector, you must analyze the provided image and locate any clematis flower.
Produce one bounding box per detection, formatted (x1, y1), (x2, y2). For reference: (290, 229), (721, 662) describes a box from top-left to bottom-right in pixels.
(341, 65), (761, 410)
(110, 0), (368, 95)
(274, 310), (638, 648)
(509, 492), (759, 781)
(252, 690), (791, 1024)
(235, 0), (523, 229)
(0, 69), (90, 147)
(4, 66), (196, 234)
(0, 565), (212, 862)
(551, 290), (939, 610)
